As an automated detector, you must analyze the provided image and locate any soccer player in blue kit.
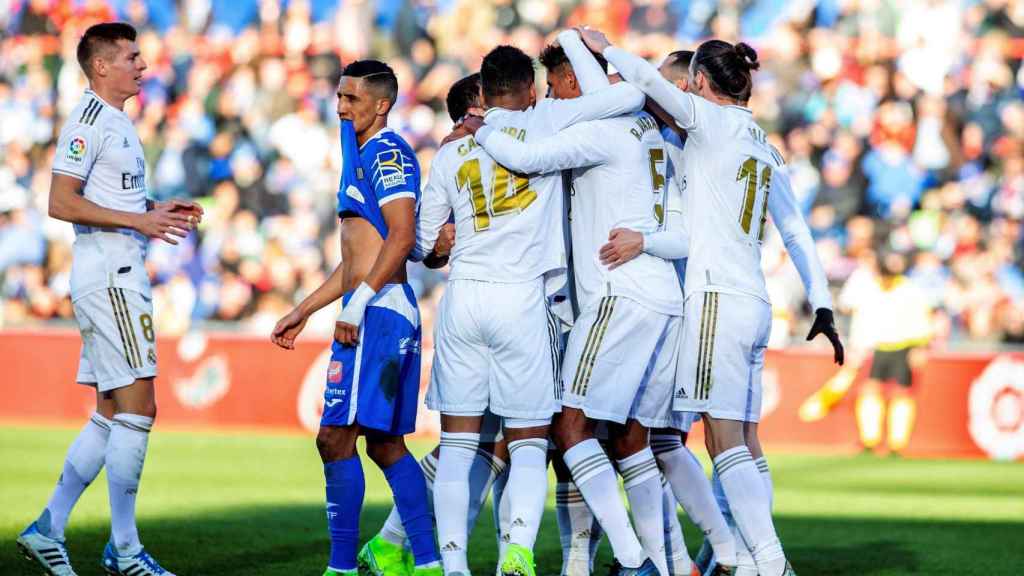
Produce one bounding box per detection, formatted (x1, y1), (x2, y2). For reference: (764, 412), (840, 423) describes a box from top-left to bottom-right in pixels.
(272, 60), (442, 576)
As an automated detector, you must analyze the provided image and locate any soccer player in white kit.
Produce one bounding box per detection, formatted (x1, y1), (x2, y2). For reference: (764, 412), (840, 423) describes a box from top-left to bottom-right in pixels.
(580, 30), (845, 576)
(415, 46), (646, 576)
(464, 30), (683, 576)
(539, 41), (722, 576)
(599, 49), (740, 576)
(17, 22), (201, 576)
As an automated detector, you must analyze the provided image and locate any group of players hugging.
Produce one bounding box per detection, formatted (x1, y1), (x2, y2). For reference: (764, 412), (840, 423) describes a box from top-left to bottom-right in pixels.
(20, 19), (843, 576)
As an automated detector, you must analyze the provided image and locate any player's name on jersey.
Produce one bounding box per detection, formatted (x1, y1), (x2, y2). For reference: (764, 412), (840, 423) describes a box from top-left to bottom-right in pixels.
(456, 125), (527, 157)
(630, 114), (659, 141)
(456, 137), (478, 157)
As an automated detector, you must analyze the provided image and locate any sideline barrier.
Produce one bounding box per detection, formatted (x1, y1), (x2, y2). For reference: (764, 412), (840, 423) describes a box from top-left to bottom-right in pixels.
(1, 329), (1021, 460)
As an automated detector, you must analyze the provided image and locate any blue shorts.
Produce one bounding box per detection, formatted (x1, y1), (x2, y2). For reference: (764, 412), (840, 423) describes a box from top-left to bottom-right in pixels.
(322, 283), (421, 435)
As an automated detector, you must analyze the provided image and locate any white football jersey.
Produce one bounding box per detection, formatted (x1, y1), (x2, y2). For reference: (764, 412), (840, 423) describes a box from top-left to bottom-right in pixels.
(414, 81), (646, 285)
(52, 90), (150, 301)
(416, 133), (562, 283)
(475, 111), (684, 316)
(603, 45), (832, 313)
(677, 100), (829, 309)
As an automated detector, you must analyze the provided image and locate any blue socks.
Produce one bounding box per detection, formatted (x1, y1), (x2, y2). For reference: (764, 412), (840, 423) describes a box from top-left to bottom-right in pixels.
(324, 456), (364, 571)
(383, 453), (440, 567)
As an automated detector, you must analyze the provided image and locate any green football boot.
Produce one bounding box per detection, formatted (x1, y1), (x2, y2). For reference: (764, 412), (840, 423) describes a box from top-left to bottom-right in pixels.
(323, 569), (357, 576)
(500, 544), (535, 576)
(412, 564), (444, 576)
(357, 536), (412, 576)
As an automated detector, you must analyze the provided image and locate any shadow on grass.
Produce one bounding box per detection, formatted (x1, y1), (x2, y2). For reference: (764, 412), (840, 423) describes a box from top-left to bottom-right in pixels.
(4, 504), (1022, 576)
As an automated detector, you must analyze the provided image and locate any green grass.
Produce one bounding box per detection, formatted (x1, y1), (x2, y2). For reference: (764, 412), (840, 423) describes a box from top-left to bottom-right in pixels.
(2, 425), (1023, 575)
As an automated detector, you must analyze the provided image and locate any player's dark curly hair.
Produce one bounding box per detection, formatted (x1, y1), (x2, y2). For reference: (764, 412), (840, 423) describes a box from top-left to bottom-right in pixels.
(691, 40), (760, 102)
(446, 73), (481, 123)
(538, 44), (608, 74)
(343, 59), (399, 109)
(481, 45), (535, 99)
(77, 22), (137, 78)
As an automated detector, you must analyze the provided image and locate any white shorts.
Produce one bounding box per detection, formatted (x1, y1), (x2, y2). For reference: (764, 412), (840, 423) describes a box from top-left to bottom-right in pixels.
(426, 278), (561, 420)
(74, 288), (158, 392)
(562, 296), (681, 428)
(674, 291), (770, 422)
(668, 411), (701, 433)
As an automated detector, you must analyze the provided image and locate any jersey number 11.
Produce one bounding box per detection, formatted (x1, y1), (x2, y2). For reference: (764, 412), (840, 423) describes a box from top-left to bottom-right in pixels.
(736, 157), (772, 241)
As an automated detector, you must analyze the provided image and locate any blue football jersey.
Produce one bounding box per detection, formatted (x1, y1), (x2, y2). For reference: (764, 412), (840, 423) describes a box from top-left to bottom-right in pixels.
(336, 120), (420, 239)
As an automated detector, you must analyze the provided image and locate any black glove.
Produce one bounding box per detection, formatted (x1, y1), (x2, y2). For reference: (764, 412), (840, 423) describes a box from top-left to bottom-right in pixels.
(807, 308), (844, 365)
(422, 251), (449, 270)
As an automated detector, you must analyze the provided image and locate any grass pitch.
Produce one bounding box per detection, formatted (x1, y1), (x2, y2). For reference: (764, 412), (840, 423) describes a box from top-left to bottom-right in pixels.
(1, 425), (1022, 575)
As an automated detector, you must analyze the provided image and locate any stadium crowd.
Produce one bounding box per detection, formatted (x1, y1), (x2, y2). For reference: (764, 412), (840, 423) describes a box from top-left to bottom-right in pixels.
(1, 0), (1022, 349)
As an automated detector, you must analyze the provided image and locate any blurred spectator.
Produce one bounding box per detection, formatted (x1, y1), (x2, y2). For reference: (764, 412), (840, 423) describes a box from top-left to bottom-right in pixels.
(0, 0), (1021, 350)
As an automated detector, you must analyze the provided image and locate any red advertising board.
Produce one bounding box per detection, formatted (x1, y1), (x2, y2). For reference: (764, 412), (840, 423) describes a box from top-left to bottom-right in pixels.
(1, 329), (1021, 460)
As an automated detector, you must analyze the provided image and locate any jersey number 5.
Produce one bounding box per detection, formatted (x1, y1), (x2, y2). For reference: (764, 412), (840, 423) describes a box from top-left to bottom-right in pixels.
(736, 157), (772, 241)
(457, 159), (537, 232)
(648, 148), (667, 225)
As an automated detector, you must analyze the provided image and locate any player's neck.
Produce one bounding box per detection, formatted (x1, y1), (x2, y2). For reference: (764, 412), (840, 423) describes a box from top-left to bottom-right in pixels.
(88, 83), (130, 111)
(484, 92), (531, 112)
(706, 91), (746, 109)
(356, 118), (389, 147)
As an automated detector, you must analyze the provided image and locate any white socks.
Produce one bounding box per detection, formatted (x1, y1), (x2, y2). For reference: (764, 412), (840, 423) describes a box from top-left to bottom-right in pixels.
(106, 413), (153, 556)
(556, 481), (602, 576)
(434, 432), (479, 574)
(618, 448), (667, 576)
(755, 457), (773, 510)
(492, 462), (511, 559)
(662, 476), (693, 576)
(713, 447), (786, 576)
(40, 412), (112, 540)
(651, 433), (735, 567)
(506, 439), (548, 551)
(564, 439), (646, 569)
(711, 470), (755, 573)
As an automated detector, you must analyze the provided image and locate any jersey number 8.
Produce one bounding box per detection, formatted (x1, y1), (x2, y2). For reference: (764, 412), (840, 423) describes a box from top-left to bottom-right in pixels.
(457, 159), (537, 232)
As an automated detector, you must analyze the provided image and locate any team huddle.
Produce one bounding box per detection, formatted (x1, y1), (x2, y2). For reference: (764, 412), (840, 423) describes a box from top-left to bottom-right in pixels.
(18, 20), (843, 576)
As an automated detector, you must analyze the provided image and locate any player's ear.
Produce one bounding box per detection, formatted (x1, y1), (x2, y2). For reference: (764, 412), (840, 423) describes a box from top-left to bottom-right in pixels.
(375, 96), (393, 117)
(92, 56), (107, 78)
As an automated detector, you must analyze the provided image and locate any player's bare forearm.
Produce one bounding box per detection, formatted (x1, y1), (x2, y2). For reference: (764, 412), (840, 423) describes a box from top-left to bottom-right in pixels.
(297, 260), (346, 318)
(362, 198), (416, 291)
(48, 173), (138, 229)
